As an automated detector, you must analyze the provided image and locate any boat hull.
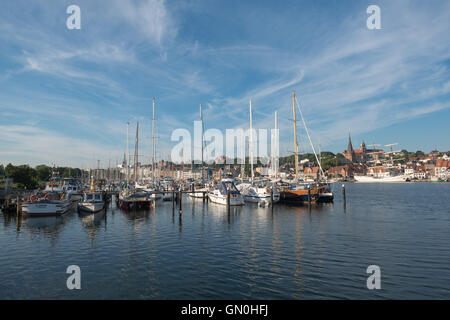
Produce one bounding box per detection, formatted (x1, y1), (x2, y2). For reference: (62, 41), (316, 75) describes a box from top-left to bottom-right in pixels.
(208, 193), (245, 206)
(22, 200), (73, 217)
(279, 189), (319, 205)
(354, 175), (408, 183)
(78, 202), (105, 213)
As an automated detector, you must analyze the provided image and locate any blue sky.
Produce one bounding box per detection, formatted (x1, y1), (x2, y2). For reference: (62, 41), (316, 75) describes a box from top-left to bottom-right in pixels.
(0, 0), (449, 167)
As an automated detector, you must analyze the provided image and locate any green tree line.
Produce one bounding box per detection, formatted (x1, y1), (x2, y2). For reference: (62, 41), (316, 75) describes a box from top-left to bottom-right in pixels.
(0, 164), (82, 190)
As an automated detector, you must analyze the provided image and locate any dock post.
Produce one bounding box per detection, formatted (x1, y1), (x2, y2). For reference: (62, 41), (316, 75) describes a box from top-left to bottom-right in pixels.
(227, 190), (231, 214)
(270, 187), (274, 209)
(307, 186), (311, 206)
(179, 190), (182, 213)
(16, 194), (21, 217)
(342, 184), (346, 207)
(172, 190), (175, 214)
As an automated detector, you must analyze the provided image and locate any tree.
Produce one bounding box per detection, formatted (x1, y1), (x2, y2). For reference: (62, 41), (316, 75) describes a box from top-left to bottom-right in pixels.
(36, 165), (51, 181)
(0, 164), (4, 177)
(415, 150), (425, 157)
(4, 164), (38, 189)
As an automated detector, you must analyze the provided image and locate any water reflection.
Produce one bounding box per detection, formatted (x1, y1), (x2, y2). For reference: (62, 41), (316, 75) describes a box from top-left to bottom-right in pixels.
(2, 183), (449, 299)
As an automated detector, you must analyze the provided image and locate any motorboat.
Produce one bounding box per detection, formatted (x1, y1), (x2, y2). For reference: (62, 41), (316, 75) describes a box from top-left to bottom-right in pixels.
(22, 192), (73, 217)
(78, 192), (105, 213)
(208, 178), (244, 206)
(236, 182), (280, 203)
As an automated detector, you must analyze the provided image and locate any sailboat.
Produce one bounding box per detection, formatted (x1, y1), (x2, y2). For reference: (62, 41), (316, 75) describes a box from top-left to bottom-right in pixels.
(236, 100), (280, 204)
(118, 122), (153, 210)
(136, 98), (162, 199)
(293, 93), (334, 203)
(189, 104), (210, 198)
(279, 91), (321, 204)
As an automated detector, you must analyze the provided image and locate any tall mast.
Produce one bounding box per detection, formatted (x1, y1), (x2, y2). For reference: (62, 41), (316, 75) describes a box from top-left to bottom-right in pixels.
(152, 98), (156, 184)
(134, 122), (139, 182)
(249, 99), (254, 182)
(293, 91), (298, 179)
(274, 110), (278, 177)
(200, 104), (204, 184)
(126, 121), (130, 188)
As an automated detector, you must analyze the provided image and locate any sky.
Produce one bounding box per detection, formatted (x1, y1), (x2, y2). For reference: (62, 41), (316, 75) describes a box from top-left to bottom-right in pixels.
(0, 0), (449, 168)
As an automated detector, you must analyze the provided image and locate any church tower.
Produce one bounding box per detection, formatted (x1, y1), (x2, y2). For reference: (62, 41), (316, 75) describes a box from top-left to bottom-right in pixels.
(345, 133), (355, 163)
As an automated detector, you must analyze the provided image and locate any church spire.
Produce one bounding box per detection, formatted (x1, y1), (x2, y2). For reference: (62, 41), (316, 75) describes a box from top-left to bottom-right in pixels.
(347, 133), (354, 153)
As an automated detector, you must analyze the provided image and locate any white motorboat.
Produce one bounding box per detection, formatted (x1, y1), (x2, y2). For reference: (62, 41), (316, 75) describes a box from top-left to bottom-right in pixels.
(208, 178), (245, 206)
(78, 192), (105, 213)
(236, 182), (280, 203)
(22, 192), (73, 217)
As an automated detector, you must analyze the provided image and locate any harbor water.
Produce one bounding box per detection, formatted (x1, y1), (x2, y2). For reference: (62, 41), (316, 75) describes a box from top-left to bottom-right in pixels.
(1, 183), (449, 299)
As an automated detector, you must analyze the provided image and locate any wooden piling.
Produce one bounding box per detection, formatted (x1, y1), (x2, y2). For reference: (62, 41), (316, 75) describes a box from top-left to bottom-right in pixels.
(226, 190), (230, 214)
(172, 190), (175, 214)
(270, 188), (274, 208)
(179, 189), (182, 213)
(307, 186), (311, 206)
(342, 184), (346, 207)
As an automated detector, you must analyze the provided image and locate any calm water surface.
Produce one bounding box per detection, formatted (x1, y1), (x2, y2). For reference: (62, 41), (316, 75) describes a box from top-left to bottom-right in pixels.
(1, 183), (449, 299)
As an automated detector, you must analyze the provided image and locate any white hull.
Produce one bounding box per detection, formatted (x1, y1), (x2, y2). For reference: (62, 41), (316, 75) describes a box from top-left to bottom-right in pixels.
(208, 192), (245, 206)
(22, 200), (72, 216)
(78, 202), (104, 213)
(237, 184), (280, 203)
(243, 194), (280, 203)
(150, 193), (162, 200)
(188, 188), (209, 198)
(354, 175), (408, 183)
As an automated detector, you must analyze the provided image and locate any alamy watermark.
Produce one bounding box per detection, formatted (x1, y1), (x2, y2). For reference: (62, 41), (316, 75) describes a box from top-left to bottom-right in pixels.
(170, 121), (279, 165)
(366, 265), (381, 290)
(66, 265), (81, 290)
(66, 5), (81, 30)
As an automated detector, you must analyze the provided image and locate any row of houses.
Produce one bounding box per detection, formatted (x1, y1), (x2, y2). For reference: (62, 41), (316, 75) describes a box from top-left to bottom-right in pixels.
(325, 154), (450, 180)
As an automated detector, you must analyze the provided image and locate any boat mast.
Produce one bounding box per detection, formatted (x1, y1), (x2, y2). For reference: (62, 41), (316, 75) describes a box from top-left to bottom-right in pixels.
(135, 122), (139, 183)
(126, 121), (130, 188)
(152, 98), (156, 184)
(274, 110), (278, 178)
(200, 104), (204, 184)
(295, 95), (325, 178)
(293, 91), (298, 181)
(249, 99), (254, 182)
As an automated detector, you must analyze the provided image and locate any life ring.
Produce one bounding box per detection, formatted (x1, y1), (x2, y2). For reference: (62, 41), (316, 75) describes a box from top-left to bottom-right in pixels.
(44, 193), (53, 201)
(29, 195), (38, 203)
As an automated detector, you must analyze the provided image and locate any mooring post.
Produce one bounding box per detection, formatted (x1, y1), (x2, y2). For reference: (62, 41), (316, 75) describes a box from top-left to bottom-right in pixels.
(172, 190), (175, 214)
(307, 186), (311, 206)
(342, 184), (346, 207)
(16, 196), (20, 217)
(179, 189), (182, 213)
(270, 187), (274, 208)
(227, 190), (231, 214)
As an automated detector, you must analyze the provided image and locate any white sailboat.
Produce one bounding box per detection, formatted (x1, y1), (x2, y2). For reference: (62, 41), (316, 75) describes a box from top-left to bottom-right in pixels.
(238, 100), (278, 204)
(189, 103), (209, 199)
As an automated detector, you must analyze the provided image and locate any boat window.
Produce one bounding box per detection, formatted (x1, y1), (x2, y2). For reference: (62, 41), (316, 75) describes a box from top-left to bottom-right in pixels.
(86, 194), (94, 200)
(95, 194), (102, 201)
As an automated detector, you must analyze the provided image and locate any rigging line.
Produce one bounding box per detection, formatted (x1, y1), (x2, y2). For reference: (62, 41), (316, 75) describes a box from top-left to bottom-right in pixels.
(295, 96), (325, 177)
